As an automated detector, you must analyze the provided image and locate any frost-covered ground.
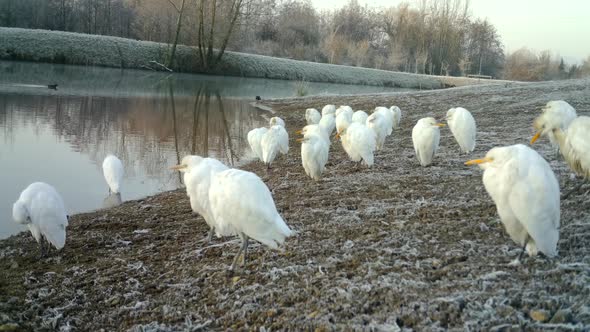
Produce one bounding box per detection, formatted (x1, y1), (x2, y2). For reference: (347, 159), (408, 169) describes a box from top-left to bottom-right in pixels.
(0, 27), (505, 90)
(1, 78), (590, 331)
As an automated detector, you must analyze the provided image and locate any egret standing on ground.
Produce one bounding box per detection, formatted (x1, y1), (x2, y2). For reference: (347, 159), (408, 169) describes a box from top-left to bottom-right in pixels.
(531, 100), (577, 153)
(446, 107), (476, 153)
(247, 127), (268, 162)
(532, 115), (590, 198)
(412, 117), (445, 166)
(390, 105), (402, 130)
(209, 168), (293, 270)
(299, 129), (330, 181)
(13, 182), (69, 256)
(337, 122), (376, 167)
(261, 125), (289, 168)
(305, 108), (321, 125)
(103, 154), (123, 194)
(172, 156), (230, 242)
(466, 144), (560, 259)
(366, 112), (388, 150)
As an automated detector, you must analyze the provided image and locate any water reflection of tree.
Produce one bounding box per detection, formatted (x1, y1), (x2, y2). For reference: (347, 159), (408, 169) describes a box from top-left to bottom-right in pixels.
(0, 89), (265, 187)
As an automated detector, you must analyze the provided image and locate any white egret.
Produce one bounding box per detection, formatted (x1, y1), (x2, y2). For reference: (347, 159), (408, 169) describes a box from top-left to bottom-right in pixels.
(336, 105), (353, 116)
(446, 107), (476, 153)
(322, 104), (336, 116)
(366, 112), (388, 150)
(390, 105), (402, 129)
(305, 108), (321, 125)
(466, 144), (560, 259)
(374, 107), (394, 136)
(269, 116), (286, 128)
(531, 100), (577, 152)
(319, 113), (336, 136)
(335, 107), (353, 134)
(299, 132), (330, 181)
(352, 110), (369, 124)
(261, 125), (289, 168)
(13, 182), (68, 256)
(412, 117), (445, 166)
(172, 156), (230, 242)
(209, 169), (293, 270)
(337, 122), (376, 167)
(247, 127), (268, 161)
(532, 115), (590, 198)
(102, 154), (123, 194)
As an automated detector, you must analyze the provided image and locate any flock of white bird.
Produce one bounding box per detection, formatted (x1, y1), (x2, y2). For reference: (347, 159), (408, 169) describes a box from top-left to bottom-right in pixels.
(11, 98), (589, 268)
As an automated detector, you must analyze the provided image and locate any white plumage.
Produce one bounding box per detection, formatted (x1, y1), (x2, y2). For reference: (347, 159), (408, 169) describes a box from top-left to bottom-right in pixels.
(300, 131), (330, 181)
(305, 108), (321, 125)
(374, 107), (394, 136)
(173, 156), (230, 241)
(102, 154), (124, 194)
(269, 116), (286, 128)
(261, 125), (289, 167)
(335, 107), (353, 134)
(390, 105), (402, 129)
(412, 117), (444, 166)
(319, 113), (336, 136)
(247, 127), (268, 161)
(531, 100), (577, 151)
(366, 112), (388, 150)
(322, 104), (336, 116)
(209, 168), (292, 270)
(466, 144), (560, 258)
(336, 105), (353, 116)
(534, 116), (590, 180)
(13, 182), (69, 254)
(352, 110), (369, 124)
(298, 124), (330, 144)
(338, 122), (376, 167)
(446, 107), (476, 153)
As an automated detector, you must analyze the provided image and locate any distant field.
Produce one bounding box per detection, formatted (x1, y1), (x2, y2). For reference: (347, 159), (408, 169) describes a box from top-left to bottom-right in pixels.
(0, 27), (504, 89)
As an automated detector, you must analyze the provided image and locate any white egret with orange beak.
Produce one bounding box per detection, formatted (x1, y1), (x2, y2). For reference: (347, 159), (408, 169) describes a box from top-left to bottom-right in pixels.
(102, 154), (123, 194)
(530, 100), (576, 153)
(172, 156), (230, 242)
(335, 107), (353, 134)
(296, 124), (330, 144)
(305, 108), (321, 125)
(466, 144), (560, 260)
(446, 107), (476, 153)
(412, 117), (445, 166)
(298, 131), (330, 181)
(13, 182), (69, 257)
(336, 122), (376, 167)
(532, 115), (590, 198)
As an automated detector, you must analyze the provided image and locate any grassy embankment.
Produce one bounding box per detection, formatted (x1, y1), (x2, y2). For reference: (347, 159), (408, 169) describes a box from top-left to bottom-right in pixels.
(0, 27), (507, 90)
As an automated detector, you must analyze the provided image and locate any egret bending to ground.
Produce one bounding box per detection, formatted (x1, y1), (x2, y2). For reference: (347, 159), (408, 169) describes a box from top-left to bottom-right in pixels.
(299, 130), (330, 181)
(412, 117), (444, 166)
(261, 125), (289, 168)
(13, 182), (69, 256)
(532, 115), (590, 198)
(352, 110), (369, 124)
(172, 156), (230, 242)
(322, 104), (336, 116)
(466, 144), (560, 259)
(319, 113), (336, 136)
(337, 122), (376, 167)
(103, 154), (123, 194)
(247, 127), (268, 162)
(446, 107), (476, 153)
(209, 168), (293, 270)
(305, 108), (321, 125)
(366, 112), (388, 150)
(531, 100), (577, 153)
(269, 116), (286, 128)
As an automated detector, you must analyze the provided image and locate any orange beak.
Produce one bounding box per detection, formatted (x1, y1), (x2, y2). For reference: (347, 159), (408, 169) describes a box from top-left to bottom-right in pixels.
(296, 138), (304, 143)
(530, 131), (541, 144)
(465, 157), (492, 166)
(295, 130), (303, 135)
(436, 123), (446, 127)
(170, 164), (187, 170)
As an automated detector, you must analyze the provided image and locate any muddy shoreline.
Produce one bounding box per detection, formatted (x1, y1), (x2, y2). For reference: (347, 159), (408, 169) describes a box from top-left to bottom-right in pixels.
(1, 78), (590, 331)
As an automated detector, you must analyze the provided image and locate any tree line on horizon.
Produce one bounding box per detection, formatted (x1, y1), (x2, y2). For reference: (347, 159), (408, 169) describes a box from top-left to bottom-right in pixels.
(1, 0), (589, 81)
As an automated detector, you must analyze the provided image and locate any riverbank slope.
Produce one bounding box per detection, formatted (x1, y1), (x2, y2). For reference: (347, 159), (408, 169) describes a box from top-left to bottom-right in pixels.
(1, 78), (589, 330)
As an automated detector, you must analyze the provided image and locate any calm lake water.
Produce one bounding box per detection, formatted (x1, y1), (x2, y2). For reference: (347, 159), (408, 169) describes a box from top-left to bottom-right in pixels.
(0, 61), (405, 239)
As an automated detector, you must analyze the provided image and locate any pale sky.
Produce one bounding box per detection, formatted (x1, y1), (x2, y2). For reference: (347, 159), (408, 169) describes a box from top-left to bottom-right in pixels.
(311, 0), (590, 63)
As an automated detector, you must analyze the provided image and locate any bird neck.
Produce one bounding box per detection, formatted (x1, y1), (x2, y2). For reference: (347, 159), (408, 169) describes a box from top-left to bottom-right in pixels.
(552, 128), (567, 150)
